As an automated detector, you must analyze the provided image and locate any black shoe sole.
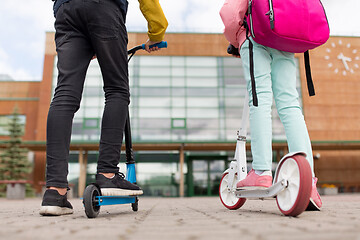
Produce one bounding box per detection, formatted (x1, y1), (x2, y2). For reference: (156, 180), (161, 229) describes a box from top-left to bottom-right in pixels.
(305, 199), (321, 211)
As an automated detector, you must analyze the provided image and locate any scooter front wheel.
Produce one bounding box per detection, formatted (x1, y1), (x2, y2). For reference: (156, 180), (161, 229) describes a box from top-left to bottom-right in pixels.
(83, 184), (101, 218)
(275, 154), (312, 216)
(219, 172), (246, 210)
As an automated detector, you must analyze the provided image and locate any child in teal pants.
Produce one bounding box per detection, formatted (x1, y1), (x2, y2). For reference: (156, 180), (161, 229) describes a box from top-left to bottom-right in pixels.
(240, 38), (314, 172)
(220, 0), (322, 210)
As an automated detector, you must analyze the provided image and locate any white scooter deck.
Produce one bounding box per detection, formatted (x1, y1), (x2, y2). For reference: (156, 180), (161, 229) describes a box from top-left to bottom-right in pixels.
(235, 179), (287, 199)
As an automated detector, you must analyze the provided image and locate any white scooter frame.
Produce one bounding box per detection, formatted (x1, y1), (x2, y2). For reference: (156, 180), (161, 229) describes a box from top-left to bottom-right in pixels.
(219, 93), (313, 216)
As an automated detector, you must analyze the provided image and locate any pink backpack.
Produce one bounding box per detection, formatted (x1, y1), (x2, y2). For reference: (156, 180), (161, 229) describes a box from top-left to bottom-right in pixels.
(246, 0), (329, 53)
(244, 0), (329, 106)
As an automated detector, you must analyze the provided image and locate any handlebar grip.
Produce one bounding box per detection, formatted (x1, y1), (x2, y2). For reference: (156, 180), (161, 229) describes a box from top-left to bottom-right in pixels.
(141, 41), (168, 50)
(227, 44), (240, 56)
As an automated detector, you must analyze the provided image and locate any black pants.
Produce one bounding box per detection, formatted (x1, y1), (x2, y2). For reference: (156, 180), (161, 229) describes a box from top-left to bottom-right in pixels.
(46, 0), (129, 188)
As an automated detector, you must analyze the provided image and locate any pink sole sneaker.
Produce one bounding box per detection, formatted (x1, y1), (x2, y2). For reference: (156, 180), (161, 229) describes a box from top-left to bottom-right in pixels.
(236, 169), (272, 189)
(306, 177), (322, 211)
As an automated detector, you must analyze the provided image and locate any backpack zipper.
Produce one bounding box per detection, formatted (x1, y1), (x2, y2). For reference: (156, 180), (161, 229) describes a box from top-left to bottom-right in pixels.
(265, 0), (275, 29)
(248, 0), (256, 38)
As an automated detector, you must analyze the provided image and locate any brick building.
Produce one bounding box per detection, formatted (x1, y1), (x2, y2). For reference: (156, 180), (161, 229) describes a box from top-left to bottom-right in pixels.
(1, 33), (359, 196)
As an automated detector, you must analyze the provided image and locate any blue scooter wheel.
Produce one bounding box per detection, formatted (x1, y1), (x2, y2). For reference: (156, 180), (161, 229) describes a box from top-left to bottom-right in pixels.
(83, 184), (101, 218)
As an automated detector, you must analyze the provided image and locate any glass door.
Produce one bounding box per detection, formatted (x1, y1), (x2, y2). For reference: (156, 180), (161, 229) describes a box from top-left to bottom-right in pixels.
(187, 156), (226, 196)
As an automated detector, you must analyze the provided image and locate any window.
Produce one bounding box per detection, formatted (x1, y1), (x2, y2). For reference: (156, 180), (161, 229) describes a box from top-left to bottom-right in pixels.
(171, 118), (186, 129)
(83, 118), (100, 129)
(52, 55), (301, 143)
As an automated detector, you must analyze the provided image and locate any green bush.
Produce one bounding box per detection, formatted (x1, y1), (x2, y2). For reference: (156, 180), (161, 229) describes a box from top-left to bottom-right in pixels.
(0, 107), (34, 197)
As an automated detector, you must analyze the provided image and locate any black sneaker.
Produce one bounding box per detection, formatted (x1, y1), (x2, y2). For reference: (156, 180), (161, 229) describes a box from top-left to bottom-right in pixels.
(39, 189), (74, 216)
(96, 173), (143, 196)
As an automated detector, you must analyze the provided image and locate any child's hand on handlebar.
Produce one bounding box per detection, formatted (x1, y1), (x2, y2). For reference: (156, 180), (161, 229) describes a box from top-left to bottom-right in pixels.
(144, 39), (161, 53)
(227, 44), (240, 58)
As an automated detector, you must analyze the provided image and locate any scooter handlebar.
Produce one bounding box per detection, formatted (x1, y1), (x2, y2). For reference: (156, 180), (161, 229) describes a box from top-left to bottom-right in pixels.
(127, 41), (167, 55)
(141, 41), (168, 50)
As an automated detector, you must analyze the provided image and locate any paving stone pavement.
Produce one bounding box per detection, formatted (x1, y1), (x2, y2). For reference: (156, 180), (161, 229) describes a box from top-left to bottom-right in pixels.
(0, 194), (360, 240)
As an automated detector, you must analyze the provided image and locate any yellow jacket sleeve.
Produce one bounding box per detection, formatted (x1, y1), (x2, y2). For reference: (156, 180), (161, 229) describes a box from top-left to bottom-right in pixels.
(138, 0), (168, 42)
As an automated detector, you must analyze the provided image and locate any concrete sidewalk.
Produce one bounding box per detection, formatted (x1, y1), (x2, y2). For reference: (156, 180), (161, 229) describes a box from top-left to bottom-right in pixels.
(0, 194), (360, 240)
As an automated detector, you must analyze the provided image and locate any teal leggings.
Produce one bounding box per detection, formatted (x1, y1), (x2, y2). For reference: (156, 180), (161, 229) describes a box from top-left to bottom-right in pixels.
(240, 38), (314, 175)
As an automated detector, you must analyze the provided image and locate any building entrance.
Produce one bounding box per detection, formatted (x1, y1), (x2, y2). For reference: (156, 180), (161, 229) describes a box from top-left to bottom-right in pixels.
(187, 156), (227, 196)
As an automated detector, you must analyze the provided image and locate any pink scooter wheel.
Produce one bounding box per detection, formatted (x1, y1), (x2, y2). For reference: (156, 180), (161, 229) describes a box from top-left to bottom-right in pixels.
(275, 154), (312, 216)
(219, 172), (246, 210)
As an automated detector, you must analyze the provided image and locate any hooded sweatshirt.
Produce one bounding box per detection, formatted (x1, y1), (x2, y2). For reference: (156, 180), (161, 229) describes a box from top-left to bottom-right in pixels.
(219, 0), (248, 50)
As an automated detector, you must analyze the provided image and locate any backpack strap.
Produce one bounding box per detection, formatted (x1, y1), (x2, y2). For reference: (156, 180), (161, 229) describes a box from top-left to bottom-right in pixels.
(244, 19), (258, 107)
(243, 21), (315, 106)
(304, 50), (316, 96)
